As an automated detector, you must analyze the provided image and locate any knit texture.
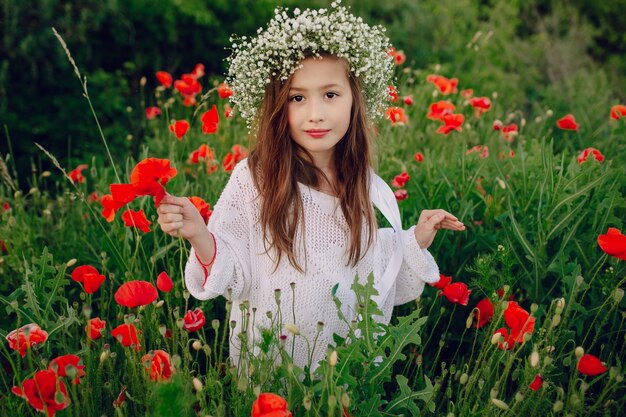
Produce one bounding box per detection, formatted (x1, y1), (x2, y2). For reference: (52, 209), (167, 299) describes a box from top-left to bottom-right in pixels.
(185, 159), (440, 370)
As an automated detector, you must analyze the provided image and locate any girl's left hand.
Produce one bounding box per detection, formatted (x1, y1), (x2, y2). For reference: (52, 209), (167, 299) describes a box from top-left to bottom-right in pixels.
(414, 209), (465, 249)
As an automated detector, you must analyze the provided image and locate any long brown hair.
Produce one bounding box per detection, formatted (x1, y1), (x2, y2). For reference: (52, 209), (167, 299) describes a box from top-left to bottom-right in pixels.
(248, 55), (377, 272)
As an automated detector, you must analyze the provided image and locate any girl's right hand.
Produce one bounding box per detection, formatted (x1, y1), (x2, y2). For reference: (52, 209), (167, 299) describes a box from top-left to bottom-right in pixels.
(156, 194), (206, 241)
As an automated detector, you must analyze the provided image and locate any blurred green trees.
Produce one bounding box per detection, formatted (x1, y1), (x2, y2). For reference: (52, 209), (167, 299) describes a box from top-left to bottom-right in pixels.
(1, 0), (624, 189)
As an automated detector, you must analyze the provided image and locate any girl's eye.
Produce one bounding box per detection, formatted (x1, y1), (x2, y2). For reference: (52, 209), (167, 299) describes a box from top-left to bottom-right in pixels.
(290, 95), (304, 102)
(325, 92), (337, 99)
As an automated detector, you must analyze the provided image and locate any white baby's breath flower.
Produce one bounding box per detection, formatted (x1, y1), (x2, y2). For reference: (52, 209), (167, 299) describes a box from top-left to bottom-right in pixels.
(226, 0), (394, 129)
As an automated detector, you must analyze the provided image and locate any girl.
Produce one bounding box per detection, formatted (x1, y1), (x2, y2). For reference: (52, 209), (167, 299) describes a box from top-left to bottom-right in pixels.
(157, 2), (465, 371)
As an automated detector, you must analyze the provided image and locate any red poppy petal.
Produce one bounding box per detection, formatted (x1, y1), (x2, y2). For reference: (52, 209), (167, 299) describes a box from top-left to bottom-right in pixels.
(114, 281), (158, 308)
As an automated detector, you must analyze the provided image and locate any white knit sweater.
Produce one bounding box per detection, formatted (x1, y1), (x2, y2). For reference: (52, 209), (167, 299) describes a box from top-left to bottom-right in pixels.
(185, 159), (440, 371)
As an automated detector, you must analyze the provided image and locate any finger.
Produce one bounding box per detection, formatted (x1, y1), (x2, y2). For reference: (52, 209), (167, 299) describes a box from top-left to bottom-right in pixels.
(425, 213), (446, 229)
(157, 204), (184, 215)
(161, 213), (183, 223)
(160, 222), (183, 234)
(420, 209), (459, 222)
(159, 194), (190, 208)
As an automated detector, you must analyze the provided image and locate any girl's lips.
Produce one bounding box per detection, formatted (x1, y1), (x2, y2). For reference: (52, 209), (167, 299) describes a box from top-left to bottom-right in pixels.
(305, 129), (330, 138)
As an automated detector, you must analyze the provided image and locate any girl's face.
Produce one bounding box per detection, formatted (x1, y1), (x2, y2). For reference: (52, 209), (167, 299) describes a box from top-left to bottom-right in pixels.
(287, 56), (353, 168)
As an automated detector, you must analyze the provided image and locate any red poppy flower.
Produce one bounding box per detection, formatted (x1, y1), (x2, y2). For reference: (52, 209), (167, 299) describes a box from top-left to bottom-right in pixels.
(385, 107), (408, 125)
(387, 47), (406, 66)
(156, 71), (173, 88)
(145, 106), (161, 119)
(577, 147), (604, 165)
(217, 83), (233, 99)
(501, 123), (518, 143)
(426, 101), (455, 120)
(155, 271), (173, 293)
(437, 113), (464, 135)
(111, 158), (177, 207)
(403, 96), (413, 106)
(504, 301), (535, 343)
(610, 104), (626, 120)
(175, 73), (202, 95)
(391, 172), (410, 188)
(169, 120), (190, 140)
(529, 374), (543, 391)
(115, 280), (158, 308)
(100, 193), (129, 222)
(414, 152), (424, 162)
(191, 63), (205, 79)
(68, 164), (88, 184)
(111, 323), (141, 351)
(113, 386), (127, 409)
(88, 191), (100, 202)
(5, 323), (49, 357)
(86, 317), (106, 340)
(461, 88), (473, 99)
(474, 297), (494, 328)
(251, 393), (293, 417)
(426, 74), (458, 95)
(142, 350), (174, 382)
(394, 189), (408, 201)
(189, 144), (215, 164)
(597, 227), (626, 260)
(183, 308), (206, 332)
(121, 209), (152, 233)
(183, 95), (197, 107)
(189, 196), (212, 223)
(429, 274), (452, 290)
(556, 114), (579, 131)
(466, 145), (489, 159)
(440, 282), (471, 305)
(469, 97), (491, 116)
(388, 85), (399, 102)
(201, 105), (220, 134)
(71, 264), (106, 294)
(223, 144), (248, 173)
(11, 370), (70, 417)
(494, 327), (515, 350)
(577, 354), (608, 376)
(49, 354), (86, 385)
(224, 104), (233, 118)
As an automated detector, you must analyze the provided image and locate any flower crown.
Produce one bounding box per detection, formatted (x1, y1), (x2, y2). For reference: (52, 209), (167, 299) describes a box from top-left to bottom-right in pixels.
(226, 1), (394, 127)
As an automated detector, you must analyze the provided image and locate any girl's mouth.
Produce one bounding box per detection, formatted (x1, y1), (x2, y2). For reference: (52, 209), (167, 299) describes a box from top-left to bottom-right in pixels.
(305, 129), (331, 138)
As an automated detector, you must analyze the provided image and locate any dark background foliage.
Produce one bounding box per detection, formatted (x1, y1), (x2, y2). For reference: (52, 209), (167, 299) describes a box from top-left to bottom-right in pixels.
(1, 0), (625, 190)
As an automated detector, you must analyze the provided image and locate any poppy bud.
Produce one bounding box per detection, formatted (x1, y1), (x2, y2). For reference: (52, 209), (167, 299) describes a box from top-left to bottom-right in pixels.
(491, 332), (504, 344)
(490, 398), (508, 410)
(341, 392), (350, 408)
(284, 323), (300, 335)
(575, 346), (585, 358)
(192, 340), (202, 351)
(329, 350), (338, 367)
(551, 315), (561, 328)
(66, 258), (77, 267)
(552, 400), (563, 412)
(544, 357), (553, 366)
(515, 392), (524, 402)
(212, 319), (220, 330)
(529, 351), (539, 368)
(459, 373), (468, 385)
(303, 396), (312, 411)
(613, 288), (624, 304)
(192, 377), (203, 392)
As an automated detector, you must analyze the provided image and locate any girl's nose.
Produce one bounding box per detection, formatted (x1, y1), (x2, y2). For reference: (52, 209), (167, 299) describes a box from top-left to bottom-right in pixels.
(307, 99), (325, 122)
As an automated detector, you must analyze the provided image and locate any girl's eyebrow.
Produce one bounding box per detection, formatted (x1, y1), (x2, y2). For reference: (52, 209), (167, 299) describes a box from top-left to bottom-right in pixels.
(289, 83), (345, 92)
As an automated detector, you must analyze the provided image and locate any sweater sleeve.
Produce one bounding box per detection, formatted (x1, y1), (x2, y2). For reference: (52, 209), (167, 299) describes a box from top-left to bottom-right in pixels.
(184, 161), (252, 301)
(377, 226), (440, 306)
